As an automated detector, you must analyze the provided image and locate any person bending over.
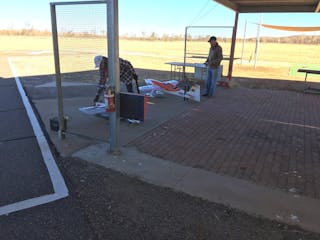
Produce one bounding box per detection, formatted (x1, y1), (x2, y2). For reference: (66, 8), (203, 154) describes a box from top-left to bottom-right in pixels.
(93, 55), (138, 104)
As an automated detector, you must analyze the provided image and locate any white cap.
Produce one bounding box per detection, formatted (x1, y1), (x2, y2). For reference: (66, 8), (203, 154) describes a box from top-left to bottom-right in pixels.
(94, 55), (103, 68)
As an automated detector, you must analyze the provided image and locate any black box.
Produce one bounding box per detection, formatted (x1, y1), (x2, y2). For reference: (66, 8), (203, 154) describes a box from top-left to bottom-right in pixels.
(50, 117), (67, 131)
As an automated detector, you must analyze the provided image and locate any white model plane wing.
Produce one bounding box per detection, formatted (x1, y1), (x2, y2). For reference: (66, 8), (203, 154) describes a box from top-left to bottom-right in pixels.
(79, 102), (109, 117)
(139, 79), (200, 102)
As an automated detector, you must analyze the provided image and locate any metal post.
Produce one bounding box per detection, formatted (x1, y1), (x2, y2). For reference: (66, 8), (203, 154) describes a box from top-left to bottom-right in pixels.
(50, 3), (65, 139)
(107, 0), (121, 154)
(227, 11), (239, 80)
(182, 26), (188, 82)
(254, 14), (262, 69)
(240, 20), (247, 64)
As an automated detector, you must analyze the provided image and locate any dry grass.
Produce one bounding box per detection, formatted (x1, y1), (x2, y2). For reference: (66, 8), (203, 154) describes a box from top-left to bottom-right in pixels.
(3, 35), (320, 88)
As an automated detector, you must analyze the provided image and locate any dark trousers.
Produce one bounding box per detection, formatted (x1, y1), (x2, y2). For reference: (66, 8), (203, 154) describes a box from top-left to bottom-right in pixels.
(126, 82), (133, 93)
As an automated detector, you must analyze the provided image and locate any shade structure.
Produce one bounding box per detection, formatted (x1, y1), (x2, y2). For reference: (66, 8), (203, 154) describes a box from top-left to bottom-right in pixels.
(214, 0), (320, 13)
(213, 0), (320, 80)
(260, 23), (320, 31)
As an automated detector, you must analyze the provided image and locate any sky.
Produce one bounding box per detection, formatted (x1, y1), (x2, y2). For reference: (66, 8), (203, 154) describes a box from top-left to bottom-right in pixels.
(1, 0), (320, 38)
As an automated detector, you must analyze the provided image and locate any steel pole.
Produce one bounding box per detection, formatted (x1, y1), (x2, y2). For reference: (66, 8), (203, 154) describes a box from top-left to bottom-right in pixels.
(240, 20), (247, 64)
(107, 0), (121, 154)
(254, 14), (262, 69)
(50, 3), (65, 139)
(183, 26), (188, 82)
(227, 11), (239, 80)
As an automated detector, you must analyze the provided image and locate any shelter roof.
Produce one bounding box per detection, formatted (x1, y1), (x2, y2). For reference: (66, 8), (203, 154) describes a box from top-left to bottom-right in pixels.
(214, 0), (320, 13)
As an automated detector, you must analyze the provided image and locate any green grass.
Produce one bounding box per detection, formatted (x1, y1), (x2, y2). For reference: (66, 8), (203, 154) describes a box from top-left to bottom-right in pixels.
(289, 63), (320, 78)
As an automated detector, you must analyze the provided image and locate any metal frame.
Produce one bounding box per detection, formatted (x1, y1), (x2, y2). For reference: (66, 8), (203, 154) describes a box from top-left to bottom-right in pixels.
(50, 0), (121, 153)
(51, 0), (106, 6)
(182, 25), (234, 82)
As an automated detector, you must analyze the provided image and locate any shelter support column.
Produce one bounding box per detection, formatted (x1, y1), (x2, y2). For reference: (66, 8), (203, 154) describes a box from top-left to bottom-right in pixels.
(227, 11), (239, 80)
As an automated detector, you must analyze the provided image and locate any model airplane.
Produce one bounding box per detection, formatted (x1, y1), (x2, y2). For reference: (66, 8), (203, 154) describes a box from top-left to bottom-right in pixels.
(79, 79), (200, 119)
(139, 79), (200, 102)
(79, 92), (147, 122)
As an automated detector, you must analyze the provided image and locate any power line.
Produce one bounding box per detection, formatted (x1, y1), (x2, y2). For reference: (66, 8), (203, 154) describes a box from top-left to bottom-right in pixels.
(189, 0), (211, 26)
(199, 3), (219, 21)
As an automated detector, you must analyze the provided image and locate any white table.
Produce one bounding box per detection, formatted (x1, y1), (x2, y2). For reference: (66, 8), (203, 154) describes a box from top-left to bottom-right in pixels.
(165, 62), (222, 81)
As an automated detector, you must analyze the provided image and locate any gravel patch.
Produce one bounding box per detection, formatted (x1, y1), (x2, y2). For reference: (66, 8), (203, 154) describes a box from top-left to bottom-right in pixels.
(61, 156), (320, 240)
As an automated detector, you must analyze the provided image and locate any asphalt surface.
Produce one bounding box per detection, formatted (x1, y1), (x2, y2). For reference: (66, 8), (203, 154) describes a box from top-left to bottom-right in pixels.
(0, 191), (95, 240)
(0, 76), (95, 239)
(0, 78), (52, 206)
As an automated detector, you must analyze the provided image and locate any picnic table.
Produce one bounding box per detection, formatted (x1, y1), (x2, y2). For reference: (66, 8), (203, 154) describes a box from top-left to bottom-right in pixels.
(297, 68), (320, 94)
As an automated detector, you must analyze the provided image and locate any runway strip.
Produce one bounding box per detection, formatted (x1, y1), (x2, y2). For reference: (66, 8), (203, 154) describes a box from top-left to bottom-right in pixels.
(0, 58), (68, 216)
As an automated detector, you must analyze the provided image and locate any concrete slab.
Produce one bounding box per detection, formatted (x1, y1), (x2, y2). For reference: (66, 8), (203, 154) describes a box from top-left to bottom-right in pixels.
(33, 92), (199, 156)
(73, 144), (192, 188)
(35, 81), (95, 88)
(176, 167), (320, 232)
(0, 138), (54, 206)
(25, 85), (97, 100)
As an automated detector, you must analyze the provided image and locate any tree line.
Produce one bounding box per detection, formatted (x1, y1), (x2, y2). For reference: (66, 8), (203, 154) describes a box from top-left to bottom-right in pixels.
(1, 29), (319, 44)
(246, 35), (320, 44)
(0, 29), (51, 36)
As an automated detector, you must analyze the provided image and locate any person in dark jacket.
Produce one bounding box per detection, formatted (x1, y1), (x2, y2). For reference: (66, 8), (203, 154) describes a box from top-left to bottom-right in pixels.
(203, 36), (223, 97)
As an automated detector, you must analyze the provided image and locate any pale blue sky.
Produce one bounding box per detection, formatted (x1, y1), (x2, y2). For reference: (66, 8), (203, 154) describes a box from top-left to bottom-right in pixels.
(1, 0), (319, 38)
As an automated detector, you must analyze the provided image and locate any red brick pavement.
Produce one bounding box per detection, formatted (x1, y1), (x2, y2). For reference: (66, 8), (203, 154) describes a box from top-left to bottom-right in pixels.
(127, 87), (320, 199)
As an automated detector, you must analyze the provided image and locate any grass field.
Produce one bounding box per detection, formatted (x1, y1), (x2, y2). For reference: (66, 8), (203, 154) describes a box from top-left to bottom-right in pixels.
(2, 35), (320, 82)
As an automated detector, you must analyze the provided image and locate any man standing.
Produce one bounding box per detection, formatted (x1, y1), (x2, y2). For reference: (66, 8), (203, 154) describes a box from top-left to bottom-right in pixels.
(203, 36), (223, 97)
(93, 55), (138, 104)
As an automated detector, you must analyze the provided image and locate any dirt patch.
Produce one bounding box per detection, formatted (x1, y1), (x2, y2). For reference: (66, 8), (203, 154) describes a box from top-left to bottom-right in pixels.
(233, 77), (308, 92)
(62, 156), (320, 240)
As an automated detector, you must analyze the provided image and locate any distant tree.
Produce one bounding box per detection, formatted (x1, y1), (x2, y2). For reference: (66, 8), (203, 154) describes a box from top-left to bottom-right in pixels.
(150, 32), (157, 40)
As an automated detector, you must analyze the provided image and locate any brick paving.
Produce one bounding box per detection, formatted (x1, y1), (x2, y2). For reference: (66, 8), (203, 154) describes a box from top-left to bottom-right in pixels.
(127, 87), (320, 199)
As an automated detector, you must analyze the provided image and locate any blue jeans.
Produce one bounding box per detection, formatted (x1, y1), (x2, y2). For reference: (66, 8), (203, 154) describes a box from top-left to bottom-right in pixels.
(205, 68), (219, 96)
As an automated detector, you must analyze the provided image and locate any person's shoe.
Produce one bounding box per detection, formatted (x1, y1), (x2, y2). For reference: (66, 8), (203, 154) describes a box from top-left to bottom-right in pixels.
(202, 93), (208, 96)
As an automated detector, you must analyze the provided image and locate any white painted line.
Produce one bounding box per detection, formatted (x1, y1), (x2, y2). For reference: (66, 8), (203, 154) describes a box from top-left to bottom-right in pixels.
(0, 58), (69, 216)
(0, 193), (64, 216)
